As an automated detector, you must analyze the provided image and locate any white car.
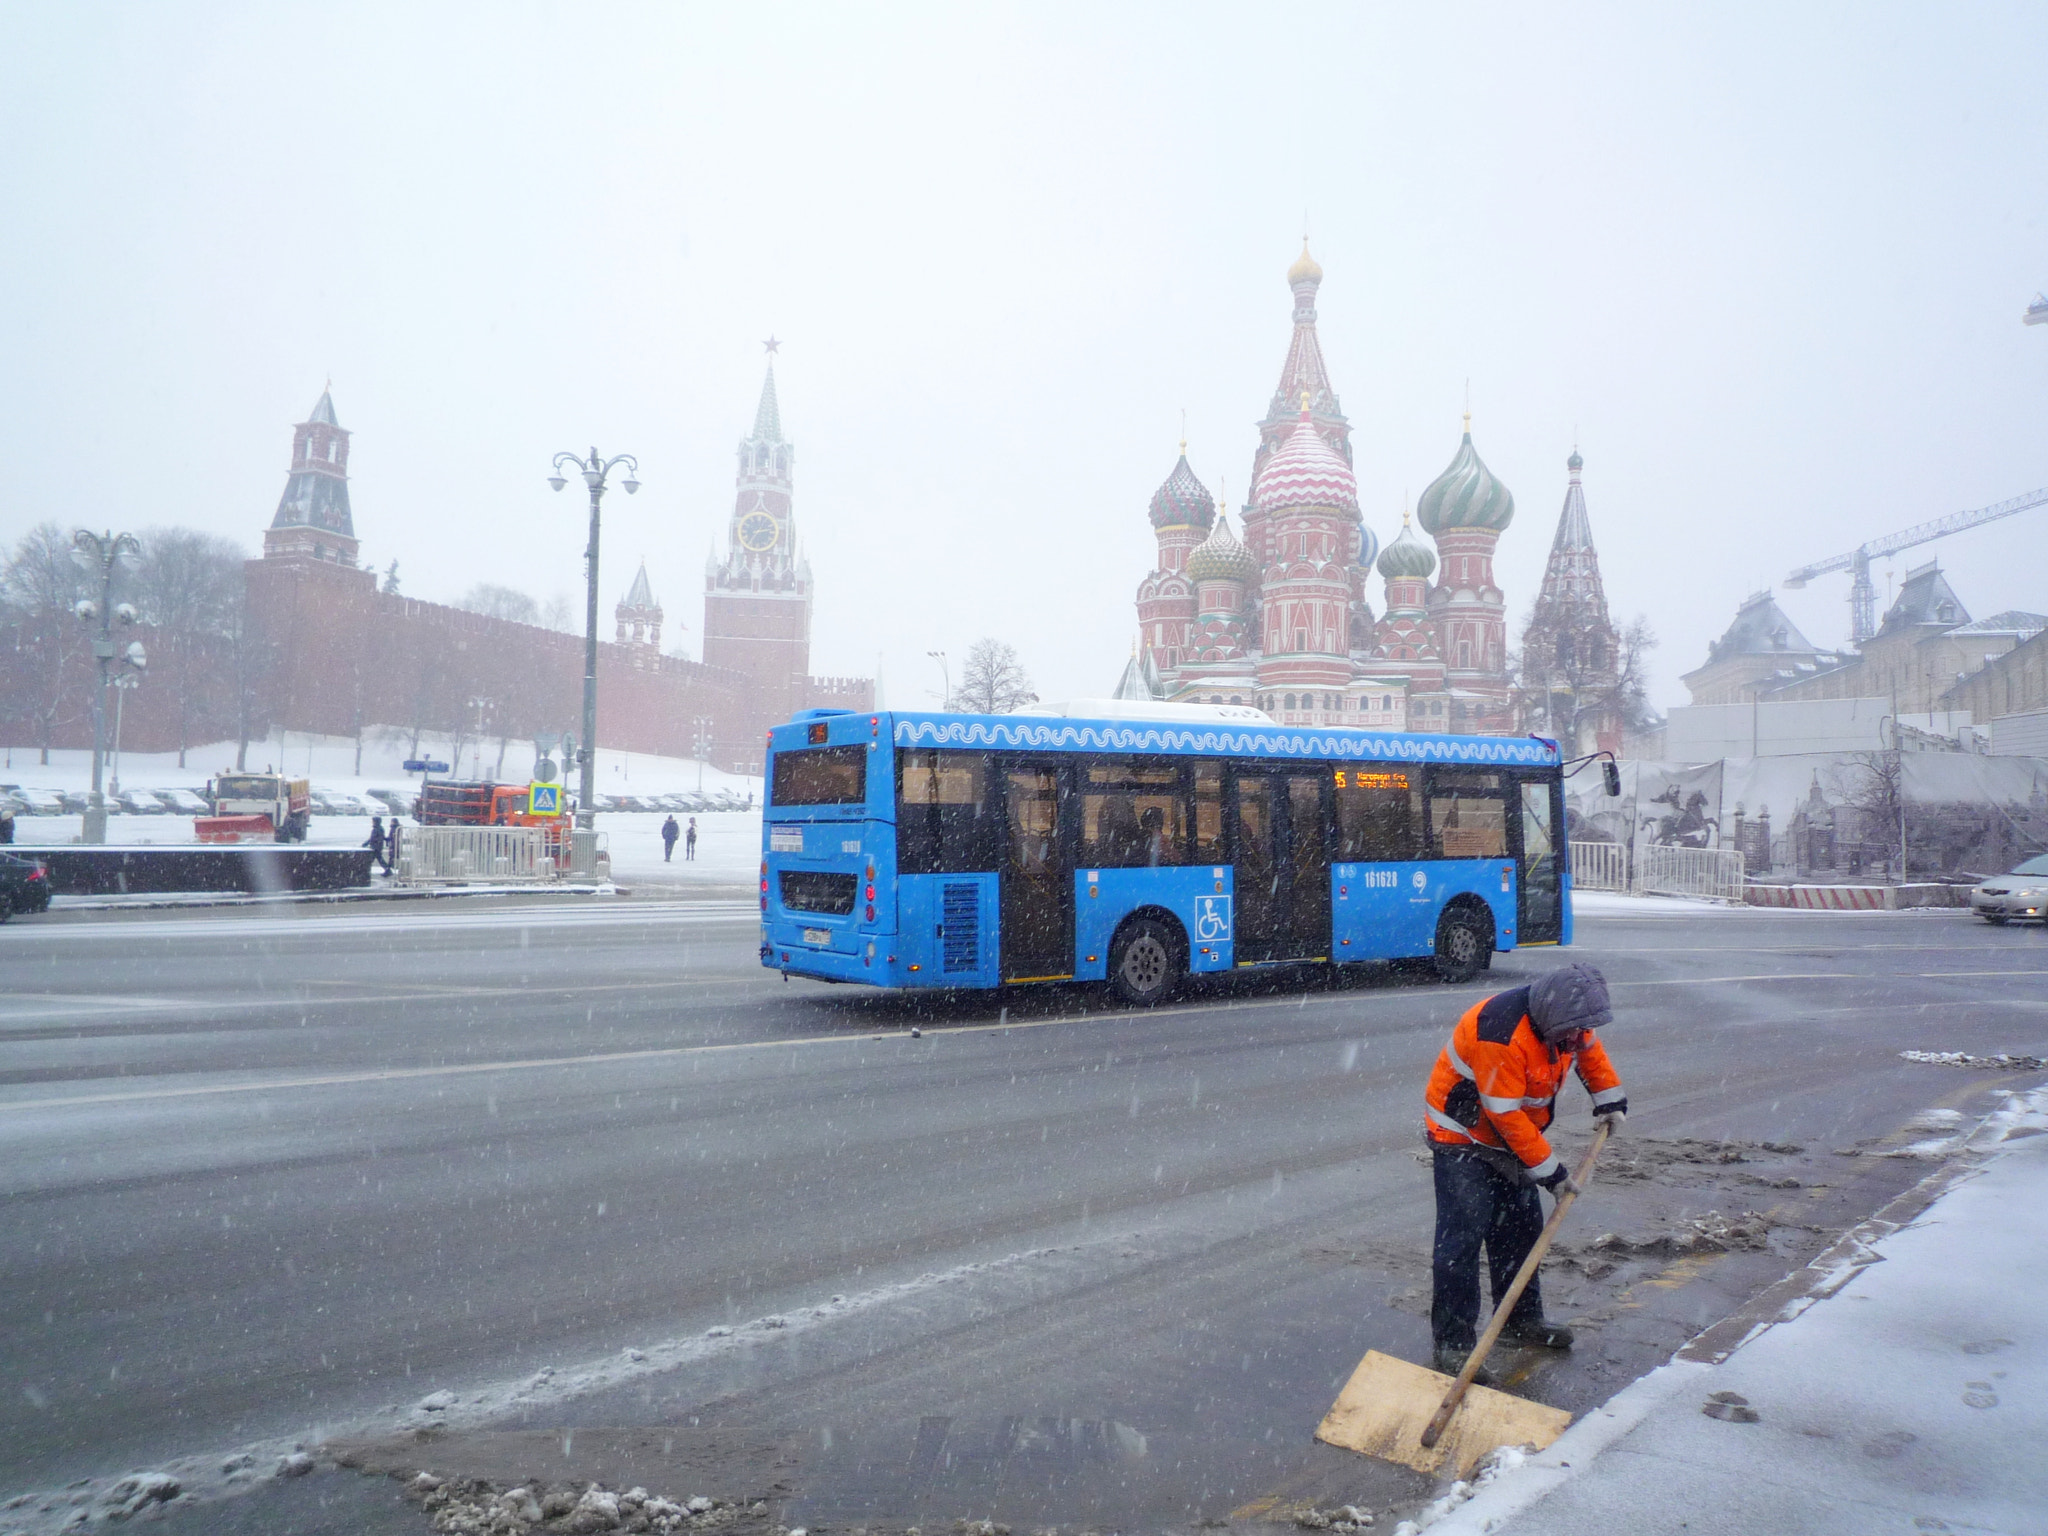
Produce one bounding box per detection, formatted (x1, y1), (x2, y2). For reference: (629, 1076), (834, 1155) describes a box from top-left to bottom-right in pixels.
(151, 788), (211, 814)
(6, 787), (65, 815)
(1971, 856), (2048, 925)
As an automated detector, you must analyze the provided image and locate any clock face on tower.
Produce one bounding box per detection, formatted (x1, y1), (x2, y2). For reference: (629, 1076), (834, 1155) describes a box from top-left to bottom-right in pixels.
(737, 511), (779, 552)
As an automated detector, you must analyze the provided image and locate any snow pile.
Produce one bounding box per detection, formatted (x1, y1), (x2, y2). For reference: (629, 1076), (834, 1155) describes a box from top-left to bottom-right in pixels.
(406, 1475), (762, 1535)
(1289, 1502), (1377, 1529)
(1901, 1049), (2048, 1071)
(1390, 1445), (1530, 1535)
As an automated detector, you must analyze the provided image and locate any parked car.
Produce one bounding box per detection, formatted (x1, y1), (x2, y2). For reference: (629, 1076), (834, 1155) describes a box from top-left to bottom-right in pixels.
(366, 788), (416, 818)
(116, 789), (169, 815)
(13, 788), (65, 815)
(58, 790), (90, 813)
(1971, 856), (2048, 925)
(0, 851), (52, 919)
(151, 788), (210, 814)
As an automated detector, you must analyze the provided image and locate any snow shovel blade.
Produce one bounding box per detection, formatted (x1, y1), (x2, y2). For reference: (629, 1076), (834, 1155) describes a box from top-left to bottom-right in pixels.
(1314, 1349), (1572, 1479)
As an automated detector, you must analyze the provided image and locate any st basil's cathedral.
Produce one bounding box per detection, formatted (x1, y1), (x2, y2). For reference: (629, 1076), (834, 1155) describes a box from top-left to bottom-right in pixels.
(1126, 244), (1522, 736)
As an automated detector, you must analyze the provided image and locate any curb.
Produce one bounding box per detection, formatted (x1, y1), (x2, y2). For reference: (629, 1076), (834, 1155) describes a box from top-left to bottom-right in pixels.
(1417, 1139), (2002, 1535)
(51, 883), (626, 913)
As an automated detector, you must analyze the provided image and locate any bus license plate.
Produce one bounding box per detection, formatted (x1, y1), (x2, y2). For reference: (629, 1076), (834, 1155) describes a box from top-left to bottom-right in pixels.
(803, 928), (831, 946)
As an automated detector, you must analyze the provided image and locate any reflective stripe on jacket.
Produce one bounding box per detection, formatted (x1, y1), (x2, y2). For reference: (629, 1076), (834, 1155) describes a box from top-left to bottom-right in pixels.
(1424, 985), (1625, 1182)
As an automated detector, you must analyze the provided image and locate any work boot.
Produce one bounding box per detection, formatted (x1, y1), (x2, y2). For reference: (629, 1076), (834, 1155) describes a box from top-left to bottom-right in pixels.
(1499, 1317), (1575, 1350)
(1430, 1344), (1498, 1387)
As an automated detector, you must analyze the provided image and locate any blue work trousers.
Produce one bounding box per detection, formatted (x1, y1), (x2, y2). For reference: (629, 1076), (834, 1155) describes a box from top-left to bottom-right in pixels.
(1430, 1144), (1547, 1351)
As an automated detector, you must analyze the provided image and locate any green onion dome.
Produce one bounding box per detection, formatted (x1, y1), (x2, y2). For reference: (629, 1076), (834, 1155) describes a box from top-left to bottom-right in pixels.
(1416, 414), (1515, 535)
(1185, 509), (1258, 586)
(1376, 512), (1437, 580)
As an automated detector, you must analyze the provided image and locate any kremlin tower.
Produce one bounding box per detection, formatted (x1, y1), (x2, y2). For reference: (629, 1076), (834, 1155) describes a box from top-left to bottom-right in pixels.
(1130, 249), (1519, 735)
(1515, 450), (1623, 754)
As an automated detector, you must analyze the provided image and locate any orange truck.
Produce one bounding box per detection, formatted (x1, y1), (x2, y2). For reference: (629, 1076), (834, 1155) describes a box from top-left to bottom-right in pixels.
(416, 781), (572, 859)
(196, 773), (312, 843)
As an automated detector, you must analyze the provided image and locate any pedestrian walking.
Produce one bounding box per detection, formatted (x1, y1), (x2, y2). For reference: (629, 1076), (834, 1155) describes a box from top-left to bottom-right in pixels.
(385, 818), (402, 875)
(0, 802), (14, 843)
(661, 814), (680, 862)
(365, 816), (390, 875)
(684, 817), (698, 860)
(1421, 961), (1627, 1384)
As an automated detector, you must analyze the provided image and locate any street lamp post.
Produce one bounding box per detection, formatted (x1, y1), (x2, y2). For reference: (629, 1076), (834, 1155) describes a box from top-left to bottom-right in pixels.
(926, 650), (949, 708)
(110, 672), (141, 798)
(691, 715), (714, 792)
(549, 447), (639, 829)
(72, 530), (144, 845)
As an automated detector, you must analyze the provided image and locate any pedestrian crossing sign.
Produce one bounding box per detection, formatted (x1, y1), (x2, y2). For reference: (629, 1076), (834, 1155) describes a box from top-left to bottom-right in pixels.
(529, 782), (563, 815)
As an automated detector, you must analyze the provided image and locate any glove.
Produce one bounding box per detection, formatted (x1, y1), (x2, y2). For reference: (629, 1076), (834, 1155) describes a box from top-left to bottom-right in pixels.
(1595, 1108), (1627, 1134)
(1533, 1164), (1583, 1198)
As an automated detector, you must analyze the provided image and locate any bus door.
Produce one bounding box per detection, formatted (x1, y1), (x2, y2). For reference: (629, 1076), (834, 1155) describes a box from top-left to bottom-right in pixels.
(1231, 768), (1332, 963)
(1001, 761), (1074, 981)
(1509, 773), (1565, 944)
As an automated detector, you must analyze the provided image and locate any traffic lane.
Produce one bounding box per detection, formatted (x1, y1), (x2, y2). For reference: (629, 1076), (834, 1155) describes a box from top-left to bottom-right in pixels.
(4, 937), (2040, 1494)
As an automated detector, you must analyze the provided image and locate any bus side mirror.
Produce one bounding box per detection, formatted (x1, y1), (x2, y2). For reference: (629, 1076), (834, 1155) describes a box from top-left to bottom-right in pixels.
(1602, 760), (1622, 797)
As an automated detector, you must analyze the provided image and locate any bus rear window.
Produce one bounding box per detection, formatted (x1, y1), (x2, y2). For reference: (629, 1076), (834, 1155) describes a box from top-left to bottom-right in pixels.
(773, 746), (867, 806)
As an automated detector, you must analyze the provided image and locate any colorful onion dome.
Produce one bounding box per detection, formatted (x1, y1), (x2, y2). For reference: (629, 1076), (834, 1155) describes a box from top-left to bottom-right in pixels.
(1377, 509), (1437, 580)
(1186, 509), (1257, 586)
(1253, 401), (1358, 515)
(1148, 447), (1217, 530)
(1287, 240), (1323, 288)
(1417, 414), (1515, 534)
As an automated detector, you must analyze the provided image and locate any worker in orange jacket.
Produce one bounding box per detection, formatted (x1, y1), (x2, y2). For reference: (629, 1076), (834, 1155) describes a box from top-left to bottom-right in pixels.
(1423, 961), (1627, 1381)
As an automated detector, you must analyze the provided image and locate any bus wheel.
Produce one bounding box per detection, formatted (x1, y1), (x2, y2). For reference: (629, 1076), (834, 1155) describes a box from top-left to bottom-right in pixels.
(1433, 906), (1492, 984)
(1109, 917), (1181, 1007)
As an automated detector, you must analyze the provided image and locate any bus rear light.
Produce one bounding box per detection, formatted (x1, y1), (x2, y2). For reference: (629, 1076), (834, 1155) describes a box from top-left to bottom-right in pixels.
(865, 883), (875, 901)
(864, 904), (876, 922)
(908, 963), (921, 972)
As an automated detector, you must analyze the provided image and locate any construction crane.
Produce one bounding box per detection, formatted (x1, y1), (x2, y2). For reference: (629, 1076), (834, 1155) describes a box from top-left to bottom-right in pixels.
(1783, 486), (2048, 643)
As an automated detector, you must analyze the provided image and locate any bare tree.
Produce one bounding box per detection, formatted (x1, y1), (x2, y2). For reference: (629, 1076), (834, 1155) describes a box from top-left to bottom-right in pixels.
(133, 527), (245, 766)
(950, 638), (1036, 714)
(1828, 749), (1909, 878)
(222, 568), (277, 772)
(540, 592), (576, 633)
(0, 523), (90, 764)
(459, 583), (543, 626)
(1511, 613), (1657, 752)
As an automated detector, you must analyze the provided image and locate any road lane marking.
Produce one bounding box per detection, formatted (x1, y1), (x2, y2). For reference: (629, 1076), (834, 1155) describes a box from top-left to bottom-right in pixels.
(8, 963), (2042, 1116)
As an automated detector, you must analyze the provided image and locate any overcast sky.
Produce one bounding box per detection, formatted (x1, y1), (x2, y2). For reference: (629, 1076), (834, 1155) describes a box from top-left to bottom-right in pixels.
(4, 2), (2045, 715)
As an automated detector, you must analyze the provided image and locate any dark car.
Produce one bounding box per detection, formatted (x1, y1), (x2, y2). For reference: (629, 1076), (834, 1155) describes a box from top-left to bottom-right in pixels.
(0, 851), (52, 919)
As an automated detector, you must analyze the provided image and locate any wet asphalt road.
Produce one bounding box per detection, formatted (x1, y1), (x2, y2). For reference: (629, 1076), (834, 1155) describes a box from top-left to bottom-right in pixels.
(2, 896), (2045, 1532)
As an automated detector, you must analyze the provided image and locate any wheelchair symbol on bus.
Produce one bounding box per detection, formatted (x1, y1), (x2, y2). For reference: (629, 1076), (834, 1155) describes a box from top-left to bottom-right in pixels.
(1194, 895), (1233, 941)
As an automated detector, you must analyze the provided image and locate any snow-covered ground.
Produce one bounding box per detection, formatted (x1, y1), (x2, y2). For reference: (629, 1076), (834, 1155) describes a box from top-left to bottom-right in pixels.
(2, 735), (765, 888)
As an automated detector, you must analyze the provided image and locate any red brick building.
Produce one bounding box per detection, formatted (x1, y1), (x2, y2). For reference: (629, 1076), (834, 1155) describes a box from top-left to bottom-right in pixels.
(4, 373), (870, 773)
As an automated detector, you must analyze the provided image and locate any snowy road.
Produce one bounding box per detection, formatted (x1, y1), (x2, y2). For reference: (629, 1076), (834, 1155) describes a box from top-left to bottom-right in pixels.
(1, 901), (2044, 1533)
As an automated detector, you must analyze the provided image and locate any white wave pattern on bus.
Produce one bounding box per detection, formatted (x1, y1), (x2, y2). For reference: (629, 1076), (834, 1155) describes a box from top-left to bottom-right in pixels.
(892, 718), (1555, 765)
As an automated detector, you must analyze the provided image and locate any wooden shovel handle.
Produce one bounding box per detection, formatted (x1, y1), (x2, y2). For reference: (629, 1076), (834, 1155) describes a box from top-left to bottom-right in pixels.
(1419, 1117), (1612, 1450)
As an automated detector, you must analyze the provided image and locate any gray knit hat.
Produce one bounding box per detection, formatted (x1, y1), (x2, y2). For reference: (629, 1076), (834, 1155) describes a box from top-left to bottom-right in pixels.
(1528, 962), (1613, 1043)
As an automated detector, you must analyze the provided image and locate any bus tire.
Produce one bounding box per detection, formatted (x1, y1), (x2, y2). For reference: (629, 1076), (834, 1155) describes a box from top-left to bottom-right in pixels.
(1109, 916), (1182, 1007)
(1433, 904), (1493, 984)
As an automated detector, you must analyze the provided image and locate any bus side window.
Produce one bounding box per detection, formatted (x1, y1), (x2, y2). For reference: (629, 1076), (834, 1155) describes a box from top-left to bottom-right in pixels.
(898, 750), (994, 873)
(1191, 760), (1225, 864)
(1426, 769), (1507, 859)
(1334, 767), (1422, 860)
(1081, 756), (1188, 867)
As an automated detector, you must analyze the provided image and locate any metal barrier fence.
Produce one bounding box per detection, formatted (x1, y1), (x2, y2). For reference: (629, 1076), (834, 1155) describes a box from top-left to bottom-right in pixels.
(400, 826), (553, 884)
(1570, 841), (1629, 893)
(1570, 841), (1746, 902)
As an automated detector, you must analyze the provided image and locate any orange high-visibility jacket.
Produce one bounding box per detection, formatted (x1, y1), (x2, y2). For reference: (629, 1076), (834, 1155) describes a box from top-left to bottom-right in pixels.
(1424, 985), (1625, 1183)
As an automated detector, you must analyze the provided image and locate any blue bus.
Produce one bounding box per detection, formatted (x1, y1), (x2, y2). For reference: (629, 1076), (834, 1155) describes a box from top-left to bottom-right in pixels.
(758, 702), (1570, 1005)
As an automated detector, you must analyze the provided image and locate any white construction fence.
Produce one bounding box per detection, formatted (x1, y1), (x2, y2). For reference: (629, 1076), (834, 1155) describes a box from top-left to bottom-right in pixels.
(1570, 841), (1747, 902)
(397, 826), (608, 884)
